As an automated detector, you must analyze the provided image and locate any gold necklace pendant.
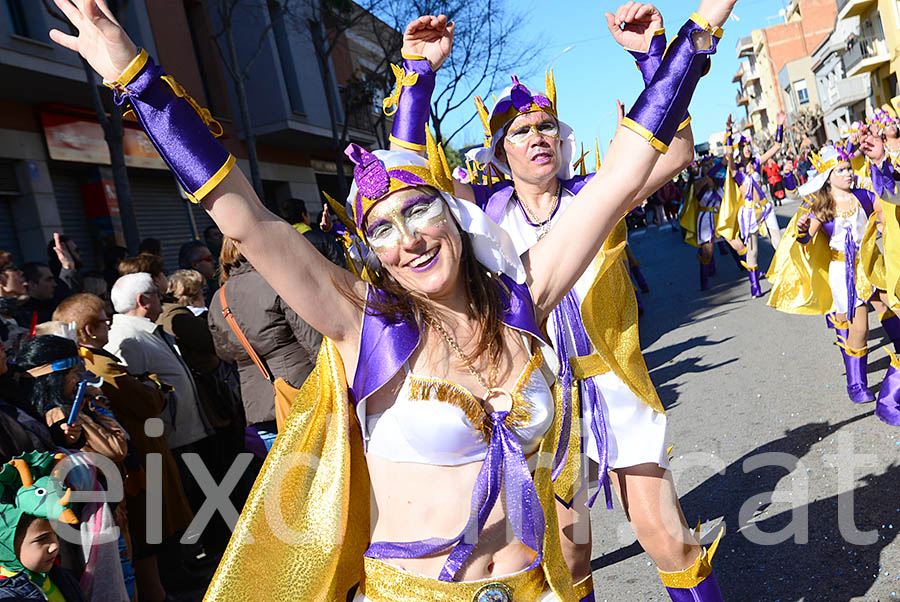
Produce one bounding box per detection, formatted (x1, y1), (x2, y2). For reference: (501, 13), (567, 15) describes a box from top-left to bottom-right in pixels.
(515, 183), (560, 239)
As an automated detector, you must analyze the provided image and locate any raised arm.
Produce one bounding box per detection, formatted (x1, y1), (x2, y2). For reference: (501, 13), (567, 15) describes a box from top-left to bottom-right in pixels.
(607, 3), (695, 199)
(49, 0), (365, 348)
(757, 110), (786, 166)
(525, 0), (736, 315)
(723, 114), (737, 174)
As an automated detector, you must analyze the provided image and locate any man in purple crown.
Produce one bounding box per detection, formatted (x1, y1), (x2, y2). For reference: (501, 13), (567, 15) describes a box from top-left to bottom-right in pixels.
(385, 4), (727, 601)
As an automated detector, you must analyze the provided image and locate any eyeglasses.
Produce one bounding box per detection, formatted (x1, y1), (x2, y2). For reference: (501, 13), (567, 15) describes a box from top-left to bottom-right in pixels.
(505, 120), (560, 145)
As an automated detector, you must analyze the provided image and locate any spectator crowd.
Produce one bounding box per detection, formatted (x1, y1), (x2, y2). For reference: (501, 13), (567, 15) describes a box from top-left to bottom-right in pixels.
(0, 198), (343, 602)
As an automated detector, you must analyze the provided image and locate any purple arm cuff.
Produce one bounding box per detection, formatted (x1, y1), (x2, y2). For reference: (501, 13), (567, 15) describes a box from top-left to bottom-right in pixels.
(628, 30), (691, 130)
(796, 231), (811, 244)
(389, 56), (436, 151)
(725, 132), (733, 147)
(111, 54), (233, 203)
(775, 124), (784, 144)
(628, 30), (667, 87)
(783, 171), (797, 192)
(622, 14), (721, 153)
(871, 157), (899, 198)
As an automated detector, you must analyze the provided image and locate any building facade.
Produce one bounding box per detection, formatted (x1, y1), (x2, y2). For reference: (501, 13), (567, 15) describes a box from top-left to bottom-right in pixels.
(0, 0), (396, 271)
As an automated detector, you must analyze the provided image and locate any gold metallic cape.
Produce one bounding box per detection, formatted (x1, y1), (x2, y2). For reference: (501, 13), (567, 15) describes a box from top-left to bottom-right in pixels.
(679, 182), (700, 248)
(205, 339), (577, 601)
(766, 204), (833, 315)
(715, 168), (741, 241)
(880, 195), (900, 311)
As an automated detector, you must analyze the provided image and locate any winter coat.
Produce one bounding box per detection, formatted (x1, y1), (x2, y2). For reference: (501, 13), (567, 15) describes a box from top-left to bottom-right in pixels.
(79, 347), (193, 545)
(0, 565), (86, 602)
(208, 262), (322, 425)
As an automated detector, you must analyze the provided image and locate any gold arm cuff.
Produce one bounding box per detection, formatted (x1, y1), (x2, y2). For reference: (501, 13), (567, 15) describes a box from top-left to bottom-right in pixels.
(689, 12), (724, 38)
(621, 117), (669, 154)
(105, 48), (149, 90)
(570, 353), (610, 380)
(400, 51), (427, 61)
(573, 574), (594, 599)
(652, 28), (667, 37)
(678, 115), (692, 132)
(187, 154), (236, 204)
(389, 134), (427, 151)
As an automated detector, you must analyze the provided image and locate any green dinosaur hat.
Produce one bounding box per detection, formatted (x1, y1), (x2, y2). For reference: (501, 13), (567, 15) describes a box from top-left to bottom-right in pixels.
(0, 451), (78, 582)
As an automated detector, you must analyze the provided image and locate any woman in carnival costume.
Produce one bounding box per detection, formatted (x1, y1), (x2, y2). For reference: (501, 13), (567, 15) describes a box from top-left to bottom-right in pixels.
(872, 102), (900, 168)
(720, 112), (787, 297)
(681, 158), (732, 291)
(382, 4), (729, 601)
(770, 138), (900, 422)
(48, 0), (735, 599)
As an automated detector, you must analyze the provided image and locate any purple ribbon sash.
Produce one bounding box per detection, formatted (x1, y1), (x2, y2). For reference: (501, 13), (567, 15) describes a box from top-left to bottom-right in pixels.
(845, 228), (858, 321)
(364, 411), (544, 581)
(551, 291), (612, 509)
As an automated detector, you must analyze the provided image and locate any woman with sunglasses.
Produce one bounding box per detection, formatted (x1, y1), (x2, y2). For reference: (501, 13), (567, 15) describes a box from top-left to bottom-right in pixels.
(47, 0), (734, 598)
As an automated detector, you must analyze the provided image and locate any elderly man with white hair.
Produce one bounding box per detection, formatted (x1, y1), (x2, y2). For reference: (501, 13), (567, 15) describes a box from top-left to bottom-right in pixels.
(105, 272), (212, 451)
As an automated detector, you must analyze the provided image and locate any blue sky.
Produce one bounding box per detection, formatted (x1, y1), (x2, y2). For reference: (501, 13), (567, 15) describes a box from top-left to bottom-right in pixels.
(443, 0), (793, 158)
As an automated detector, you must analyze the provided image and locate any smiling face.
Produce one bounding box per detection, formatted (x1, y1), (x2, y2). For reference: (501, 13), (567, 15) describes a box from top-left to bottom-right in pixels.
(828, 161), (853, 191)
(885, 124), (899, 139)
(363, 186), (463, 299)
(499, 111), (561, 184)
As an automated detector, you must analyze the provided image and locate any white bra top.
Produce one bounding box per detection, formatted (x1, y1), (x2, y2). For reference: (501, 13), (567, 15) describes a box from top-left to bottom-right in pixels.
(362, 349), (554, 466)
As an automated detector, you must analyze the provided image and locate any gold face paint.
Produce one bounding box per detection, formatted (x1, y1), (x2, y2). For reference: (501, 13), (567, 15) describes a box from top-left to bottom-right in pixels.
(364, 194), (447, 252)
(504, 119), (560, 145)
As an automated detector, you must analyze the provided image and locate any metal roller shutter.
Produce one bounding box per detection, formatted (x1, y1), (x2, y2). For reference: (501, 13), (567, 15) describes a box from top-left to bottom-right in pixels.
(130, 174), (196, 273)
(51, 170), (100, 271)
(191, 203), (216, 240)
(0, 161), (21, 262)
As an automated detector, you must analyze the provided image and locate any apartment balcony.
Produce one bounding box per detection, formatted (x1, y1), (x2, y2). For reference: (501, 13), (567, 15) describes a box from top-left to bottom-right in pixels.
(822, 74), (871, 111)
(743, 66), (760, 83)
(736, 91), (750, 106)
(837, 0), (877, 21)
(844, 34), (890, 76)
(736, 35), (754, 58)
(733, 65), (744, 83)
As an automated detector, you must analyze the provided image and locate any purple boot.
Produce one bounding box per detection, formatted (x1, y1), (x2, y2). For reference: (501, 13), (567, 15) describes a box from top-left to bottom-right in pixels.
(875, 351), (900, 425)
(631, 261), (650, 294)
(747, 268), (763, 297)
(879, 311), (900, 353)
(659, 544), (724, 602)
(841, 345), (876, 403)
(825, 311), (838, 331)
(699, 256), (710, 291)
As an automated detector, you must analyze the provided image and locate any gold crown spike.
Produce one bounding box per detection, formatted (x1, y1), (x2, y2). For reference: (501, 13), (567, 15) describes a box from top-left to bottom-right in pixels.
(545, 68), (557, 112)
(595, 138), (601, 173)
(425, 125), (455, 194)
(474, 96), (492, 147)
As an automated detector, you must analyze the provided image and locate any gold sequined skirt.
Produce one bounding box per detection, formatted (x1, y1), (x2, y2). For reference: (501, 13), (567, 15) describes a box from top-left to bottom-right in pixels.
(357, 557), (552, 602)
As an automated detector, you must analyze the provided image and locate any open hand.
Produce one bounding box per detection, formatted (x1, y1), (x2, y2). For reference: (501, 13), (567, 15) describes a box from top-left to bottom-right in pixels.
(860, 127), (886, 162)
(726, 114), (734, 130)
(320, 204), (333, 232)
(776, 110), (786, 126)
(52, 232), (75, 271)
(48, 0), (139, 82)
(402, 15), (455, 71)
(604, 3), (664, 53)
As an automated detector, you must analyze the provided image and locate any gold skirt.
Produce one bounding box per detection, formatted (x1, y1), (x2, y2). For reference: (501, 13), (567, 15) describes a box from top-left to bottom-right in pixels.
(356, 557), (554, 602)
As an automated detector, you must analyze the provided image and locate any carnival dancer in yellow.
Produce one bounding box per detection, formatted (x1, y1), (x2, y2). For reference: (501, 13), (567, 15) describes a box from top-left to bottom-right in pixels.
(385, 4), (729, 601)
(723, 113), (786, 297)
(788, 142), (898, 411)
(47, 1), (736, 599)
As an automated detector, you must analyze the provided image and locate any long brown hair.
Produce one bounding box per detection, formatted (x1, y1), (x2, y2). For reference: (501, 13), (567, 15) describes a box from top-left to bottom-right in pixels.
(810, 181), (836, 223)
(342, 223), (506, 367)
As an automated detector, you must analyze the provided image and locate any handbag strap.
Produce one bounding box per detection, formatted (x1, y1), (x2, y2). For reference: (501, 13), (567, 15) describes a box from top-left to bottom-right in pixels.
(219, 283), (275, 384)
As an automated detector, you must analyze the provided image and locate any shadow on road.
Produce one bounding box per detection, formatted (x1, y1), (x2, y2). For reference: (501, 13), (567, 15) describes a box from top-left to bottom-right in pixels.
(592, 412), (899, 600)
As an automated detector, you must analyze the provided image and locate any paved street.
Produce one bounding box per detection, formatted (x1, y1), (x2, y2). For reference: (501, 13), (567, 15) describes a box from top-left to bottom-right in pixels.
(589, 200), (900, 601)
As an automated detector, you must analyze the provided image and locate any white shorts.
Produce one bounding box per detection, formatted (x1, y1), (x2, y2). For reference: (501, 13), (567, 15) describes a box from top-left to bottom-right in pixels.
(583, 371), (669, 470)
(697, 212), (716, 245)
(829, 259), (867, 315)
